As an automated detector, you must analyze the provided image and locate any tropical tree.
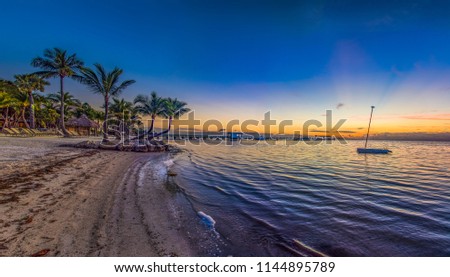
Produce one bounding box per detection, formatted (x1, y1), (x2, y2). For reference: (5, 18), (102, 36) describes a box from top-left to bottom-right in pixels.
(14, 74), (49, 128)
(0, 92), (16, 129)
(1, 80), (17, 129)
(109, 98), (136, 121)
(109, 98), (140, 141)
(92, 110), (105, 126)
(133, 91), (165, 139)
(152, 97), (190, 139)
(31, 48), (84, 135)
(10, 90), (31, 128)
(0, 79), (32, 128)
(47, 92), (81, 122)
(34, 94), (59, 128)
(75, 102), (97, 119)
(77, 64), (135, 142)
(0, 79), (17, 94)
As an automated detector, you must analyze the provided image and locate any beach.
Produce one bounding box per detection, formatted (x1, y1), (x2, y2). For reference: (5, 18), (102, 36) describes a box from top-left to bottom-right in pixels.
(0, 137), (199, 257)
(1, 137), (449, 257)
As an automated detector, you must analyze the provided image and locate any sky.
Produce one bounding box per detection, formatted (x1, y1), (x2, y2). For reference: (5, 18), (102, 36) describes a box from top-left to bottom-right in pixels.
(1, 0), (450, 136)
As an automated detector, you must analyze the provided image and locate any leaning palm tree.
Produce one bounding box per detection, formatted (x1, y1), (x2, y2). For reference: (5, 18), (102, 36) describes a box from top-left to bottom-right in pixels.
(14, 74), (49, 129)
(77, 64), (135, 142)
(31, 48), (84, 135)
(133, 91), (165, 139)
(152, 97), (190, 139)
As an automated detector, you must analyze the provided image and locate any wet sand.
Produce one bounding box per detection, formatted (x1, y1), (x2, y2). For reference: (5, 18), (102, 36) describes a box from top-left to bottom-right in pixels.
(0, 137), (199, 256)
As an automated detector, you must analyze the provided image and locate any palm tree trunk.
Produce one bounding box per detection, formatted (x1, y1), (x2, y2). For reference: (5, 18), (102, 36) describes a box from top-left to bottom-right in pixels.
(60, 76), (69, 136)
(103, 95), (109, 142)
(4, 106), (9, 129)
(150, 117), (172, 139)
(132, 116), (155, 141)
(147, 116), (155, 137)
(21, 108), (30, 129)
(28, 91), (35, 129)
(11, 112), (18, 127)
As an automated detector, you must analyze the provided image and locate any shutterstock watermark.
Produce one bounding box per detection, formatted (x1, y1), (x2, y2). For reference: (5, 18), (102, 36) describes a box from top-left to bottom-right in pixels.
(101, 110), (348, 146)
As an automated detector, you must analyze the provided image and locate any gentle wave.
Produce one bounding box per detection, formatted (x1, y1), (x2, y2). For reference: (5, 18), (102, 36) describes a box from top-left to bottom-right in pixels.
(173, 140), (450, 256)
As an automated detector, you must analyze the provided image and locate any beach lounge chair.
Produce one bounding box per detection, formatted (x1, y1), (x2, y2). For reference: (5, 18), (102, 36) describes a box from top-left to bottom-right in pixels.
(31, 129), (44, 136)
(14, 128), (32, 137)
(54, 129), (64, 136)
(20, 128), (35, 137)
(9, 128), (26, 137)
(1, 128), (18, 136)
(69, 130), (80, 136)
(53, 129), (63, 136)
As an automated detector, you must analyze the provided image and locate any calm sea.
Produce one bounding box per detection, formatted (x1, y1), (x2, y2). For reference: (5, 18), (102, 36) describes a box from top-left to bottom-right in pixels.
(169, 140), (450, 256)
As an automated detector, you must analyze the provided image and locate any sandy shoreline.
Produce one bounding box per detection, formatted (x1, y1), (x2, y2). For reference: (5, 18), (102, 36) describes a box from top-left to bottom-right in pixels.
(0, 137), (200, 257)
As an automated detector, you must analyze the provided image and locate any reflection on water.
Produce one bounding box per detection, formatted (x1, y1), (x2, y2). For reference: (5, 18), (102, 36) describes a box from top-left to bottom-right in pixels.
(173, 140), (450, 256)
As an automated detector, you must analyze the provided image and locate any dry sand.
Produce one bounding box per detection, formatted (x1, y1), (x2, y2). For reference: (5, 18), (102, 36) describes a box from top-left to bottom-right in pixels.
(0, 137), (198, 257)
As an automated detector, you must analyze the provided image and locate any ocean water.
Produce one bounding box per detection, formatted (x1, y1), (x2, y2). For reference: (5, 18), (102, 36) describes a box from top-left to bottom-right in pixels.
(170, 140), (450, 256)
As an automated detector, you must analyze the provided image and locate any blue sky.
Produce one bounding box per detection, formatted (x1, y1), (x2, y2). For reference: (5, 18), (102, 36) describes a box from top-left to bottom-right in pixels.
(1, 0), (450, 134)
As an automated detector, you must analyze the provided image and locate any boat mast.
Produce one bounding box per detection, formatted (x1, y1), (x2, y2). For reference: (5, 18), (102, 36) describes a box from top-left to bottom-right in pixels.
(364, 106), (375, 149)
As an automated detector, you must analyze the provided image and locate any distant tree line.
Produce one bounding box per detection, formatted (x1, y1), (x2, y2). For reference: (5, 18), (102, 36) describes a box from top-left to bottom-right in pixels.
(0, 47), (190, 142)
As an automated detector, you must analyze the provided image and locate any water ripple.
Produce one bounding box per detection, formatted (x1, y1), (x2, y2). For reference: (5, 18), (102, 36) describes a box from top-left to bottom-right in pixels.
(173, 140), (450, 256)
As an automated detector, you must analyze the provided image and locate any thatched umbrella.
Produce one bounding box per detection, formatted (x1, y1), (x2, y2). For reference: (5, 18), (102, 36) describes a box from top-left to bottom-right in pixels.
(66, 114), (100, 136)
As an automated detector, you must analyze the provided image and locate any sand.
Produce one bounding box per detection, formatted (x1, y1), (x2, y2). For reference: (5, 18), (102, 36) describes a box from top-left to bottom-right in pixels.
(0, 137), (197, 257)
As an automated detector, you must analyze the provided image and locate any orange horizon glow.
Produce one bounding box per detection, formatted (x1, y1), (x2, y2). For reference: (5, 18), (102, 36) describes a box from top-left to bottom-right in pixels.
(140, 112), (450, 137)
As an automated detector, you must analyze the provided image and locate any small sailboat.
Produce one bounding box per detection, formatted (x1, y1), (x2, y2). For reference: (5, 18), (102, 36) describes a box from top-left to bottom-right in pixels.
(357, 106), (392, 154)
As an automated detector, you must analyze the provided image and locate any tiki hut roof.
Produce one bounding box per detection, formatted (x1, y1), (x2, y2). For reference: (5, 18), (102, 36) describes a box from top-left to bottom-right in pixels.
(66, 114), (100, 128)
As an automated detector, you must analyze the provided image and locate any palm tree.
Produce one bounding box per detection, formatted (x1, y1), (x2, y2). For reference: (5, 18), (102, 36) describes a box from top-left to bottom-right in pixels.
(92, 110), (105, 127)
(33, 94), (58, 128)
(47, 92), (81, 122)
(10, 90), (31, 128)
(14, 74), (49, 129)
(75, 102), (97, 119)
(0, 80), (18, 129)
(0, 79), (17, 93)
(0, 92), (16, 129)
(110, 98), (135, 121)
(109, 98), (139, 141)
(77, 64), (135, 142)
(133, 91), (165, 139)
(0, 79), (31, 128)
(152, 97), (190, 139)
(31, 48), (84, 135)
